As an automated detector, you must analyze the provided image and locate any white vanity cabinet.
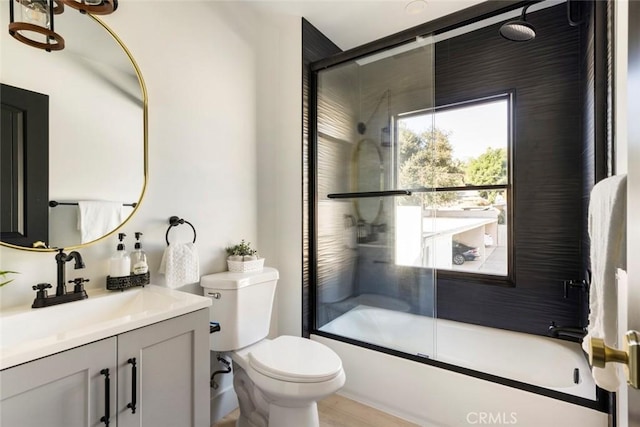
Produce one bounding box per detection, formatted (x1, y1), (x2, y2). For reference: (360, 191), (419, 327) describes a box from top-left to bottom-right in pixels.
(0, 309), (209, 427)
(116, 308), (210, 427)
(0, 337), (117, 427)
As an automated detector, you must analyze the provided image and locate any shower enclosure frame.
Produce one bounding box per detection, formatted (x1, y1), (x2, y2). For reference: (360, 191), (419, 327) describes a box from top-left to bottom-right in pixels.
(303, 0), (611, 413)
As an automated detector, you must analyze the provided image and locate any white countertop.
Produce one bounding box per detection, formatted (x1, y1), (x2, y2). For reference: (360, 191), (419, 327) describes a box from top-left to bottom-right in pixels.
(0, 285), (211, 370)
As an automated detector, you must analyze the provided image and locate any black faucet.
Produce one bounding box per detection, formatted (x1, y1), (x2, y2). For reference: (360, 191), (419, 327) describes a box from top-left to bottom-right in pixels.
(31, 249), (89, 308)
(55, 249), (85, 296)
(548, 321), (587, 342)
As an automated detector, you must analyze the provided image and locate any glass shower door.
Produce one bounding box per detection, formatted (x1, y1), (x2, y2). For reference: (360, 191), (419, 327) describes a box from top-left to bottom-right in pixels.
(314, 36), (437, 360)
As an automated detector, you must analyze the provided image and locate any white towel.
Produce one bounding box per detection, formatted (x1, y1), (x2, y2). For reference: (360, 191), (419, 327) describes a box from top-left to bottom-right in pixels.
(582, 174), (627, 391)
(158, 243), (200, 289)
(77, 201), (125, 244)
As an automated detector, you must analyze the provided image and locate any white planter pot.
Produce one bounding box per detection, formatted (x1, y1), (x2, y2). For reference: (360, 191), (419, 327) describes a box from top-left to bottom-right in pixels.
(227, 258), (265, 273)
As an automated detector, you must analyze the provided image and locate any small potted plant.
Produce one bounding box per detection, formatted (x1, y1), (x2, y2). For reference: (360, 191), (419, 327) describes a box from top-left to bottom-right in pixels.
(225, 240), (264, 272)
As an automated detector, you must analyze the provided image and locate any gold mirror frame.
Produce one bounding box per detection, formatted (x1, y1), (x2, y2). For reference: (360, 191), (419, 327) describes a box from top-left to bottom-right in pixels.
(0, 14), (148, 252)
(351, 138), (384, 224)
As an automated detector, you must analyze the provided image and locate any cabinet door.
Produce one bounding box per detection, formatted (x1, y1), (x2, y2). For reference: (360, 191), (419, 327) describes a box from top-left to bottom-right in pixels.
(0, 337), (117, 427)
(117, 309), (209, 427)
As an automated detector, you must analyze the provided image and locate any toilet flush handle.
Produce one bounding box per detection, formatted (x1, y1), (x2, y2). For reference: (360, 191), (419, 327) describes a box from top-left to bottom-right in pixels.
(208, 292), (221, 299)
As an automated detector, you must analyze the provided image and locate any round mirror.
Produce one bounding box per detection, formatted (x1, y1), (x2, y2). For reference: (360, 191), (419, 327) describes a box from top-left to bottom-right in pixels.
(351, 138), (384, 223)
(0, 9), (147, 251)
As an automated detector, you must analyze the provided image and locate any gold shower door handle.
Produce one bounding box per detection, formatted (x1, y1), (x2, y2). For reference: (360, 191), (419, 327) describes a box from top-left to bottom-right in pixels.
(589, 330), (640, 388)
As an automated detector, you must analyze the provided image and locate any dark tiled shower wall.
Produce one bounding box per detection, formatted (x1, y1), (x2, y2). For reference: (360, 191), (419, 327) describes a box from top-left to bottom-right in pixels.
(302, 19), (342, 338)
(433, 3), (605, 336)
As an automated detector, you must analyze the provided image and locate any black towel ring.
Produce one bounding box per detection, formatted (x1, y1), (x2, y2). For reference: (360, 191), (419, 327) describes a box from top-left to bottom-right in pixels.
(165, 216), (197, 246)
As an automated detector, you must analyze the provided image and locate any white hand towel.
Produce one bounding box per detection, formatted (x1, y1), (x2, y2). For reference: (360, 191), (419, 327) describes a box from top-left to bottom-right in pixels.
(77, 201), (125, 244)
(158, 243), (200, 289)
(582, 174), (627, 391)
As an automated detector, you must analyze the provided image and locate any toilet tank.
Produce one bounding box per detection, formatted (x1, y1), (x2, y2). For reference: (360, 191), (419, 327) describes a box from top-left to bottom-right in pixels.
(200, 267), (279, 352)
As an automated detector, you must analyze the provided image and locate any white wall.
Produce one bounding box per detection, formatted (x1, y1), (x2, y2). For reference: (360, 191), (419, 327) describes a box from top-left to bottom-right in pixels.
(255, 11), (303, 337)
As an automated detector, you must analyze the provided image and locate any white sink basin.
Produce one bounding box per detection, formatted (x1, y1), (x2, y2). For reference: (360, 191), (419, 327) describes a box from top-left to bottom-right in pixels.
(0, 285), (211, 370)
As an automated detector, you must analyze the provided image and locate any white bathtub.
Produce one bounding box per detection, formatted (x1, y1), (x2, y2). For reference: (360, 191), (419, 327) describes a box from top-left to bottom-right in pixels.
(315, 305), (607, 427)
(320, 305), (595, 399)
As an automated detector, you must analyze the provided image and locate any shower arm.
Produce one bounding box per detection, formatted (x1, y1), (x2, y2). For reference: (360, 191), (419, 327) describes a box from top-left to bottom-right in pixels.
(520, 3), (532, 21)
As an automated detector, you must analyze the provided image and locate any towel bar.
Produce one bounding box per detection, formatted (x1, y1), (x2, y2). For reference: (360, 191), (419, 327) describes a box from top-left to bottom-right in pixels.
(49, 201), (137, 207)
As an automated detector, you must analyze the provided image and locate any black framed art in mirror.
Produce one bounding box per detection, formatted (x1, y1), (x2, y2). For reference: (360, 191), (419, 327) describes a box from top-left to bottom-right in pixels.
(0, 84), (49, 248)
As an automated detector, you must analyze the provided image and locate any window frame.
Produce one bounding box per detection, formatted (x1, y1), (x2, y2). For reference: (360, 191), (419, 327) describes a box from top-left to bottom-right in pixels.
(393, 92), (515, 286)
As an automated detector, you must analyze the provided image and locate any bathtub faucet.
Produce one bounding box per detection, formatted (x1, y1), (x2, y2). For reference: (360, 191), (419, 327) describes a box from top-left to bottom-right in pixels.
(548, 321), (587, 342)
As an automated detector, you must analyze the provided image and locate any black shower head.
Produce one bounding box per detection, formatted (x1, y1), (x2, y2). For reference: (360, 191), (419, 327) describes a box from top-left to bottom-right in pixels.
(500, 4), (536, 42)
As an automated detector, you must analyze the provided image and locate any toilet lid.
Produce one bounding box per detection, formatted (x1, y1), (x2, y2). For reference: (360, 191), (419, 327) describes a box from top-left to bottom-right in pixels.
(248, 336), (342, 383)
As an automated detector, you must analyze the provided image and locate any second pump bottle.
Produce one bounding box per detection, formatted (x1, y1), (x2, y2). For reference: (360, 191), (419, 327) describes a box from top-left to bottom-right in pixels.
(108, 232), (148, 278)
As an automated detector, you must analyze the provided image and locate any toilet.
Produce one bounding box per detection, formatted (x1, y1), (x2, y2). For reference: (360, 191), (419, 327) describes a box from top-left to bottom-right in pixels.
(200, 267), (345, 427)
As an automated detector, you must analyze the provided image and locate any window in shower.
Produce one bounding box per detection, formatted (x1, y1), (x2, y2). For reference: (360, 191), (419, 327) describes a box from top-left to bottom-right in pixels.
(395, 95), (511, 277)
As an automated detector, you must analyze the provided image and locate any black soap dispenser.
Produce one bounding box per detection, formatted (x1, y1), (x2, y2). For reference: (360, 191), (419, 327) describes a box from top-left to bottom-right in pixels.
(131, 232), (149, 275)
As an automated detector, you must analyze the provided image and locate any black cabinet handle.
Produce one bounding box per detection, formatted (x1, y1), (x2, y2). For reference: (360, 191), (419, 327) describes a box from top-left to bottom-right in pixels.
(126, 358), (137, 414)
(100, 369), (110, 426)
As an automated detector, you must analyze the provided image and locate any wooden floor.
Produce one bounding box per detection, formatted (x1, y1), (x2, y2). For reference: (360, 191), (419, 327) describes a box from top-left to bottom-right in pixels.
(212, 394), (418, 427)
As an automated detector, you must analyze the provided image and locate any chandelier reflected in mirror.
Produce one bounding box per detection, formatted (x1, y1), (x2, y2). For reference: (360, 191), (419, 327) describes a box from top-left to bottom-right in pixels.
(8, 0), (117, 51)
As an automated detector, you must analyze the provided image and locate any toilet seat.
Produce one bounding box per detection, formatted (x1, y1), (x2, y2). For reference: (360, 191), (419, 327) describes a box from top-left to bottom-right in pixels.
(248, 336), (342, 383)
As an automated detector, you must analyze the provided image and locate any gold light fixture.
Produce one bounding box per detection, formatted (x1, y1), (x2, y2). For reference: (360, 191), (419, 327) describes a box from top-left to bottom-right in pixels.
(58, 0), (117, 15)
(9, 0), (65, 51)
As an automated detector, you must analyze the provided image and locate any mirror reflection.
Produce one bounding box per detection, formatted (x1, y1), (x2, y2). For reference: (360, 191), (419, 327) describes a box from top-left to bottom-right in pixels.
(0, 7), (145, 250)
(351, 138), (384, 225)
